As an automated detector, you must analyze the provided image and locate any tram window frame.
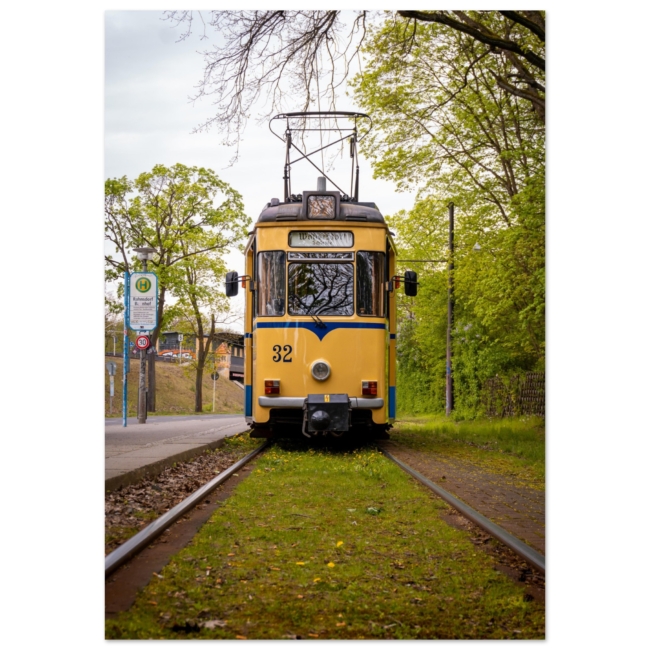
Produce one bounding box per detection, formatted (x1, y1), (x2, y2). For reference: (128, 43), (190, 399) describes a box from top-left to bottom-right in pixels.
(356, 251), (386, 318)
(287, 261), (354, 317)
(256, 250), (286, 317)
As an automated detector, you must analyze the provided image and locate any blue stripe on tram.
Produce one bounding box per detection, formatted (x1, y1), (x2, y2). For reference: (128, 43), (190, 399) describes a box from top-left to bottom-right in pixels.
(389, 386), (396, 419)
(245, 385), (253, 417)
(254, 321), (386, 341)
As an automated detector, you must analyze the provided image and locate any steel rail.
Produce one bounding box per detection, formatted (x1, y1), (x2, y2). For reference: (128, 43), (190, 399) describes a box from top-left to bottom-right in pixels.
(105, 441), (272, 577)
(380, 447), (545, 574)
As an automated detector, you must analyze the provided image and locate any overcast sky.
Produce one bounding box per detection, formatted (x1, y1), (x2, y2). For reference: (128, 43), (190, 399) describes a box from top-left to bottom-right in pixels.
(105, 10), (416, 321)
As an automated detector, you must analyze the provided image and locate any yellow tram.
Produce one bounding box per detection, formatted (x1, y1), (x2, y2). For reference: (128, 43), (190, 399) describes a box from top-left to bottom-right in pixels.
(225, 112), (417, 438)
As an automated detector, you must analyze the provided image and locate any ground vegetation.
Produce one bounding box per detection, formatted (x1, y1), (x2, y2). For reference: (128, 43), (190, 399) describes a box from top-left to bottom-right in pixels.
(106, 440), (544, 639)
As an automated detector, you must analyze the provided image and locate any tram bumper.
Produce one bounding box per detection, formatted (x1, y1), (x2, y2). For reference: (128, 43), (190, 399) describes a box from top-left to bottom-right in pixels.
(303, 394), (350, 436)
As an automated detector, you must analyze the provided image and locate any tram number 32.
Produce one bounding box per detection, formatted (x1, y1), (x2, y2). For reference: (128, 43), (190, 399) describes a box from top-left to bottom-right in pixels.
(272, 345), (293, 362)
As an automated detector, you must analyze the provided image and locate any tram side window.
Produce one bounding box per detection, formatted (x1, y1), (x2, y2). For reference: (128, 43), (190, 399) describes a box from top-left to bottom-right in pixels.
(257, 251), (286, 316)
(357, 251), (385, 317)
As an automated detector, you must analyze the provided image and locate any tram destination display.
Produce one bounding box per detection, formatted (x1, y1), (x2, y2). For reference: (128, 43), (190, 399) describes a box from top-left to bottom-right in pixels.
(289, 231), (353, 247)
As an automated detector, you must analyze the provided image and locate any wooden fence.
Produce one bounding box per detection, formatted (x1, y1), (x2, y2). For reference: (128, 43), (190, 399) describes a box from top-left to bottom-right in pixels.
(481, 372), (545, 417)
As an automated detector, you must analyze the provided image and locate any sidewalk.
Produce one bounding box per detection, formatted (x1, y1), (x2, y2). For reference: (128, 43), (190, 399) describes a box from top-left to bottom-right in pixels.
(105, 414), (249, 491)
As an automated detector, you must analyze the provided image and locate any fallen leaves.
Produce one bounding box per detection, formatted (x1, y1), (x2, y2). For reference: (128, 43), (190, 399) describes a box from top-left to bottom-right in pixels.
(105, 446), (251, 555)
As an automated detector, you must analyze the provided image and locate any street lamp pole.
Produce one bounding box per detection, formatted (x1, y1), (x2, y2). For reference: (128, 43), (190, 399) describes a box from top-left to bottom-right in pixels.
(446, 202), (455, 416)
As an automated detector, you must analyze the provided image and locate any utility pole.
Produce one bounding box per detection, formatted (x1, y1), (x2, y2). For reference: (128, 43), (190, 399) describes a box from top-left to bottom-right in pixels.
(446, 202), (455, 416)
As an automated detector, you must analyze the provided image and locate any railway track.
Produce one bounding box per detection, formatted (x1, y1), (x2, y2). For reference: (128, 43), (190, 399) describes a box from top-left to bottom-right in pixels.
(106, 437), (544, 580)
(106, 438), (545, 639)
(380, 447), (545, 574)
(105, 441), (270, 577)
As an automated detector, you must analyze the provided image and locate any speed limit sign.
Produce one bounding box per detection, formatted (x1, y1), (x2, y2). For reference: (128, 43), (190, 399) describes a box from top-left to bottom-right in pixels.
(135, 334), (150, 350)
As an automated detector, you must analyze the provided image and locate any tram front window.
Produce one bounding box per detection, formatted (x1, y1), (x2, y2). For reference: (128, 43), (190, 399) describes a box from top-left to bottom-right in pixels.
(288, 263), (354, 316)
(257, 251), (286, 316)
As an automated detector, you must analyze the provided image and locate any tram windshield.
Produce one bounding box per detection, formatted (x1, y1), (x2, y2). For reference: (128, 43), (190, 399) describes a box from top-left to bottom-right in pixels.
(357, 251), (385, 317)
(288, 263), (354, 316)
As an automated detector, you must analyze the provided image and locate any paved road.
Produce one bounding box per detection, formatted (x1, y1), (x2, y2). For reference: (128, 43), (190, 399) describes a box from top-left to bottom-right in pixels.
(105, 413), (249, 487)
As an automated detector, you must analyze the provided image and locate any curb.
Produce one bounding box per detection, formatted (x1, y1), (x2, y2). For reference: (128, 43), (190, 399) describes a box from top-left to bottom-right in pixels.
(105, 433), (248, 493)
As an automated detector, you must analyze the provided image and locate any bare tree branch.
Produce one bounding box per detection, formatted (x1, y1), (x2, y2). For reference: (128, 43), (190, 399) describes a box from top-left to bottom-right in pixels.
(499, 11), (545, 42)
(397, 10), (545, 71)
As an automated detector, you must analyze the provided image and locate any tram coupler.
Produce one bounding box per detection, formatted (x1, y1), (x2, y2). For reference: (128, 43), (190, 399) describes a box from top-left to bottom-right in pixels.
(302, 394), (351, 437)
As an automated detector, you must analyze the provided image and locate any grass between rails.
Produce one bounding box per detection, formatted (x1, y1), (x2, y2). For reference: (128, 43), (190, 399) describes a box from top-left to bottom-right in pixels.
(392, 416), (545, 486)
(106, 439), (544, 639)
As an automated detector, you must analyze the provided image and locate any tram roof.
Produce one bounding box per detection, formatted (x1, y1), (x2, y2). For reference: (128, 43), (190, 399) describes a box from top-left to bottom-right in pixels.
(257, 191), (385, 224)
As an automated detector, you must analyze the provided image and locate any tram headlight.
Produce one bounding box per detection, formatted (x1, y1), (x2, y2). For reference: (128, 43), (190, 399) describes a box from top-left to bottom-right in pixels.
(311, 361), (331, 381)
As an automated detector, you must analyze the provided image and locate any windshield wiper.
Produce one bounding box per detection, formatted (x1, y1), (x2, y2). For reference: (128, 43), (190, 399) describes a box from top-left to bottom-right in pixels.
(310, 314), (327, 329)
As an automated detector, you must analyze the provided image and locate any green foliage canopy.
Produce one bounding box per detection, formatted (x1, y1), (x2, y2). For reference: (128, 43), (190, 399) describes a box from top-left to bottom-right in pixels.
(105, 163), (250, 337)
(351, 18), (545, 415)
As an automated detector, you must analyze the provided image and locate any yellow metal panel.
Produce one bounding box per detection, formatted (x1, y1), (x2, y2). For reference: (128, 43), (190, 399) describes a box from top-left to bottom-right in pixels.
(255, 222), (386, 252)
(252, 325), (387, 424)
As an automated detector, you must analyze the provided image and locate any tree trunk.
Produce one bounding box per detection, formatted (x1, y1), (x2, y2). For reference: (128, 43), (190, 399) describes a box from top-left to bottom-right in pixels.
(147, 286), (166, 412)
(147, 353), (156, 411)
(193, 313), (215, 413)
(194, 363), (204, 412)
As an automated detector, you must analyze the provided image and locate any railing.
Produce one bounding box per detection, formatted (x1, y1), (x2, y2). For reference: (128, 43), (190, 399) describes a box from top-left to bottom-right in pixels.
(482, 372), (545, 417)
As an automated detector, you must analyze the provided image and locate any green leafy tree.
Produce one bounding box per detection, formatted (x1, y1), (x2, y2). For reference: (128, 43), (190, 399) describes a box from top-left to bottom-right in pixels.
(164, 247), (240, 412)
(105, 163), (250, 410)
(354, 18), (545, 415)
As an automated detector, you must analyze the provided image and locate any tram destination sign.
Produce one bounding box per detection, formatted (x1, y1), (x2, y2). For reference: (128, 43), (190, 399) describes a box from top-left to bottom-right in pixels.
(128, 272), (158, 331)
(289, 231), (353, 248)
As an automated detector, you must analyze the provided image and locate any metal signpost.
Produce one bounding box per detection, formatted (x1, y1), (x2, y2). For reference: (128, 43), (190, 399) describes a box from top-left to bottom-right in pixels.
(127, 249), (159, 425)
(178, 333), (183, 364)
(211, 371), (219, 412)
(123, 271), (130, 427)
(106, 362), (117, 414)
